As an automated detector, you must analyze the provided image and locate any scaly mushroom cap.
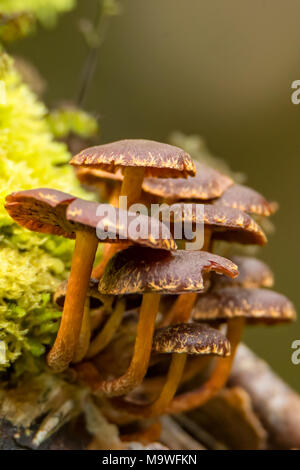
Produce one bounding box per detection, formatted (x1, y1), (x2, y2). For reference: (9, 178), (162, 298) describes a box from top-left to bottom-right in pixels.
(193, 287), (296, 324)
(98, 247), (238, 295)
(5, 188), (76, 237)
(214, 184), (278, 216)
(54, 278), (105, 309)
(70, 139), (196, 178)
(5, 189), (176, 250)
(161, 203), (267, 246)
(142, 161), (233, 200)
(212, 256), (274, 289)
(152, 323), (231, 356)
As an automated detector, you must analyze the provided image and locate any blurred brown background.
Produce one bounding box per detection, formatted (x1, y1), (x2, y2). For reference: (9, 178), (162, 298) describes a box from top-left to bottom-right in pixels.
(9, 0), (300, 390)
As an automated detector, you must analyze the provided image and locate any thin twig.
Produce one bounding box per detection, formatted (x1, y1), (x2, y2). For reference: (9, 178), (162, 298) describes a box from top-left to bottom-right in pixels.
(77, 0), (109, 107)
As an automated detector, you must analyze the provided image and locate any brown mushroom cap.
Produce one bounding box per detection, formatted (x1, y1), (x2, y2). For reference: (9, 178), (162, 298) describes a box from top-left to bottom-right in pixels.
(67, 198), (177, 250)
(142, 161), (233, 200)
(5, 188), (76, 237)
(98, 247), (238, 296)
(152, 323), (231, 356)
(70, 139), (196, 178)
(54, 278), (105, 309)
(161, 203), (267, 246)
(5, 188), (176, 251)
(212, 256), (274, 289)
(214, 184), (278, 216)
(193, 287), (296, 324)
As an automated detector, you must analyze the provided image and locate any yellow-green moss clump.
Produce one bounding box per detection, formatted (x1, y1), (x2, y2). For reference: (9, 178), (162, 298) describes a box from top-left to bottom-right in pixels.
(47, 106), (99, 140)
(0, 0), (76, 28)
(0, 54), (95, 377)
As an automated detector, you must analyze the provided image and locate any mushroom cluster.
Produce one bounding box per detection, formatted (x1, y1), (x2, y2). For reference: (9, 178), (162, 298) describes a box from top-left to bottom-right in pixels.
(5, 138), (297, 449)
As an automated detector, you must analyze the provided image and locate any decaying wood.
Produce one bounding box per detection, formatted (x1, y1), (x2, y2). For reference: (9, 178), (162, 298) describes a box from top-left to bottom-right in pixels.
(160, 416), (205, 450)
(187, 387), (267, 449)
(0, 417), (89, 450)
(0, 373), (88, 449)
(230, 343), (300, 449)
(174, 414), (226, 450)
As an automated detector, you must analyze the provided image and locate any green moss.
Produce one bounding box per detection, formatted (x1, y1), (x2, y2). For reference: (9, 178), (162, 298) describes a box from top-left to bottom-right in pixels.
(47, 106), (98, 139)
(0, 54), (94, 377)
(0, 0), (76, 28)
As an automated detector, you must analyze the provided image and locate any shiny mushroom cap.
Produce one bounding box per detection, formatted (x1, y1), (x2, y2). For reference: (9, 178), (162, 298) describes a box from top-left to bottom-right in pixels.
(70, 139), (196, 178)
(212, 256), (274, 289)
(214, 184), (278, 217)
(98, 247), (238, 296)
(54, 278), (107, 309)
(142, 161), (233, 201)
(161, 203), (267, 246)
(152, 323), (231, 356)
(5, 188), (176, 250)
(193, 287), (296, 324)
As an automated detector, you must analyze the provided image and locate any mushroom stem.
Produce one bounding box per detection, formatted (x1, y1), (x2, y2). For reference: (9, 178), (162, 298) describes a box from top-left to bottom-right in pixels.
(203, 226), (212, 251)
(181, 355), (211, 383)
(159, 227), (211, 328)
(165, 318), (245, 414)
(76, 293), (161, 396)
(72, 299), (91, 363)
(150, 352), (187, 415)
(91, 167), (145, 279)
(90, 306), (108, 331)
(47, 231), (99, 372)
(86, 297), (125, 358)
(109, 185), (121, 207)
(120, 166), (145, 209)
(160, 293), (198, 327)
(137, 355), (210, 402)
(92, 185), (122, 279)
(121, 420), (162, 444)
(111, 353), (187, 418)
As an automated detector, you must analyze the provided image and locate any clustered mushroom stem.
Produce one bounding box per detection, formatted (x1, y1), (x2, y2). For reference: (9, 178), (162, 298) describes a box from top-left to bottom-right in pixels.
(181, 355), (211, 383)
(77, 292), (161, 396)
(109, 185), (121, 207)
(91, 167), (145, 279)
(119, 166), (146, 209)
(203, 226), (212, 251)
(86, 297), (125, 358)
(72, 298), (91, 363)
(47, 231), (99, 372)
(165, 317), (245, 414)
(160, 225), (212, 327)
(160, 293), (198, 327)
(139, 355), (210, 399)
(91, 186), (122, 279)
(114, 353), (187, 418)
(149, 352), (187, 416)
(120, 420), (162, 445)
